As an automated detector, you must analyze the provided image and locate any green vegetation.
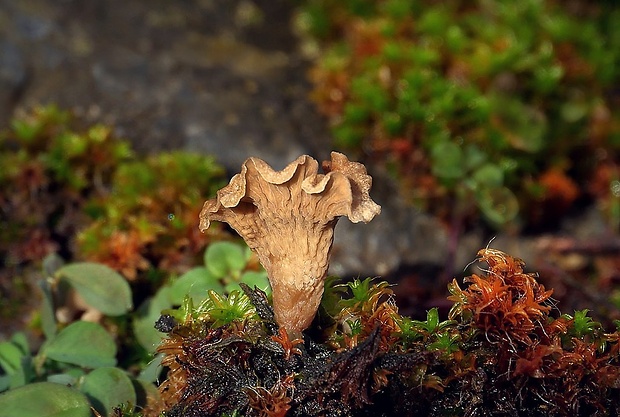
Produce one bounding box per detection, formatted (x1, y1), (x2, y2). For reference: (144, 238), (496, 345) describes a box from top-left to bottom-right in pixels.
(0, 107), (268, 415)
(0, 262), (148, 417)
(0, 105), (618, 415)
(76, 150), (225, 280)
(0, 105), (230, 332)
(3, 0), (620, 412)
(0, 105), (226, 280)
(0, 241), (269, 416)
(297, 0), (620, 228)
(3, 249), (618, 416)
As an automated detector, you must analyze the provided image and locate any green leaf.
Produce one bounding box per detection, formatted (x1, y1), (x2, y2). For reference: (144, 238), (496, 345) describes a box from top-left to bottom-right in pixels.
(0, 334), (32, 390)
(226, 271), (270, 294)
(9, 333), (29, 358)
(138, 354), (164, 383)
(471, 163), (504, 189)
(561, 100), (588, 123)
(200, 290), (257, 328)
(0, 382), (91, 417)
(239, 271), (271, 293)
(418, 8), (450, 36)
(477, 186), (519, 226)
(41, 321), (116, 368)
(0, 342), (24, 375)
(572, 309), (601, 337)
(169, 267), (224, 305)
(46, 373), (78, 386)
(80, 367), (136, 417)
(38, 279), (57, 340)
(426, 308), (440, 332)
(431, 141), (465, 180)
(10, 120), (41, 142)
(133, 288), (171, 352)
(463, 144), (488, 171)
(56, 262), (133, 316)
(205, 242), (247, 278)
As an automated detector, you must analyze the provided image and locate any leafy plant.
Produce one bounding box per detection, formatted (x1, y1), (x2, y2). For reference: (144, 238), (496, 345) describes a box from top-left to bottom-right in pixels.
(326, 277), (401, 351)
(174, 289), (259, 329)
(132, 240), (268, 352)
(0, 106), (230, 345)
(563, 309), (603, 339)
(0, 382), (92, 417)
(0, 106), (230, 361)
(395, 307), (456, 348)
(0, 105), (131, 266)
(172, 241), (270, 301)
(0, 261), (151, 417)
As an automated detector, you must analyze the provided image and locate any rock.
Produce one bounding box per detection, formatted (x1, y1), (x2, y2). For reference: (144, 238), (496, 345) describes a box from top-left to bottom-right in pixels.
(332, 167), (449, 277)
(0, 40), (27, 120)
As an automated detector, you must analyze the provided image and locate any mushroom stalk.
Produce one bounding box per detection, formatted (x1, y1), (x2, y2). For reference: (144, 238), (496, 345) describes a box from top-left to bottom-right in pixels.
(199, 152), (381, 334)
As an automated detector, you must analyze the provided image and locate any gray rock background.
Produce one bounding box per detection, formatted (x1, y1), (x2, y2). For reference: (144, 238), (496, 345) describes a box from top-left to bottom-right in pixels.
(0, 0), (330, 163)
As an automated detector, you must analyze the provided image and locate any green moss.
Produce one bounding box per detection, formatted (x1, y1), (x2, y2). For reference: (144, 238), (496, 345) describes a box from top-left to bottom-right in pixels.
(298, 0), (620, 228)
(150, 249), (620, 416)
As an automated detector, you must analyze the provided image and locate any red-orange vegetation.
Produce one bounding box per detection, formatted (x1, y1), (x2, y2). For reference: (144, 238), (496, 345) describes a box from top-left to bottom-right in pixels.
(271, 327), (303, 360)
(449, 249), (554, 345)
(245, 375), (294, 417)
(538, 169), (580, 211)
(88, 230), (152, 280)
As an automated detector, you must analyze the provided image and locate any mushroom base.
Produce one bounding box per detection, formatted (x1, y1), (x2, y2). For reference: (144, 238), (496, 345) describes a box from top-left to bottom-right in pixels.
(271, 276), (325, 335)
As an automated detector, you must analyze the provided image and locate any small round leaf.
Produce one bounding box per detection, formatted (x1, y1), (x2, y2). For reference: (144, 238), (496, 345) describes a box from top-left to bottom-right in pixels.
(240, 271), (271, 294)
(80, 367), (136, 417)
(56, 263), (132, 316)
(431, 141), (465, 179)
(0, 382), (91, 417)
(170, 267), (224, 305)
(133, 288), (171, 352)
(477, 186), (519, 226)
(471, 163), (504, 189)
(42, 321), (116, 368)
(205, 242), (247, 278)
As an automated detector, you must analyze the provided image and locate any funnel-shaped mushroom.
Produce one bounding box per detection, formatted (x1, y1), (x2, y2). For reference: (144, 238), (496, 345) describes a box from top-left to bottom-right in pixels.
(199, 152), (381, 334)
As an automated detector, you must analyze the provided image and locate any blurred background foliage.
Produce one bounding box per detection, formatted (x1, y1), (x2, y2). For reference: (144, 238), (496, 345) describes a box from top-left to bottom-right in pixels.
(0, 106), (252, 336)
(295, 0), (620, 229)
(0, 105), (228, 277)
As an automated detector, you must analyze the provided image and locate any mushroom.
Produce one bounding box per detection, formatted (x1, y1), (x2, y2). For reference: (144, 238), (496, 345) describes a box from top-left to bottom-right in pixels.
(199, 152), (381, 334)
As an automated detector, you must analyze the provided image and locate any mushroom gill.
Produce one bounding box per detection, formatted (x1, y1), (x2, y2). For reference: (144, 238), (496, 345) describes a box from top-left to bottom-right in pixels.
(199, 152), (381, 334)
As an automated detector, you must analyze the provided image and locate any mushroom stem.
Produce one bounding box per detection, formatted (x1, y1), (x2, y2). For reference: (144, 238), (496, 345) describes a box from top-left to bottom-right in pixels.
(262, 220), (337, 334)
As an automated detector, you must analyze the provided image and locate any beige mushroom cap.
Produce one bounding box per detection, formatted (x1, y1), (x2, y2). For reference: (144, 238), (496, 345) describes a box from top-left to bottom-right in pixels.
(199, 152), (381, 333)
